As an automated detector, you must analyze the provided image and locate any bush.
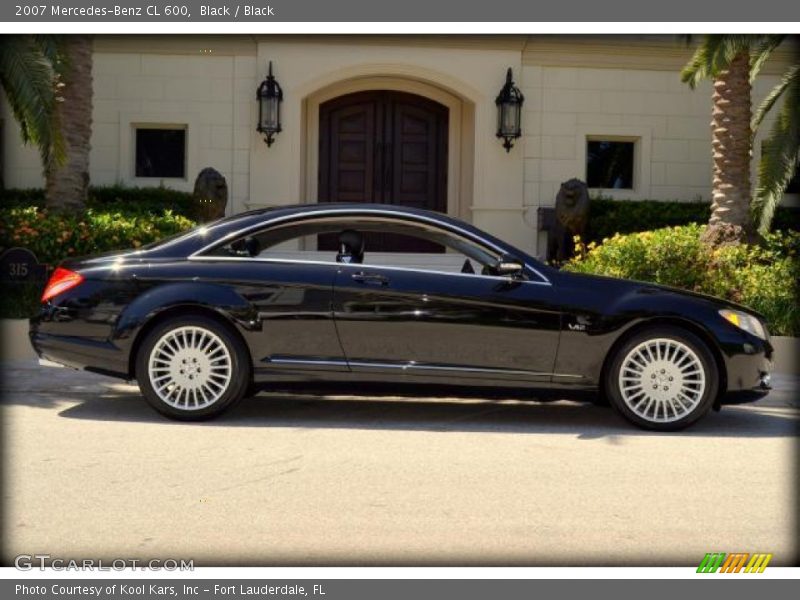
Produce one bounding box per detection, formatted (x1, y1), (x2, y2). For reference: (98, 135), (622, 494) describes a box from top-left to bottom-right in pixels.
(0, 185), (195, 217)
(586, 198), (799, 243)
(0, 205), (196, 266)
(0, 205), (196, 318)
(565, 224), (800, 336)
(0, 281), (43, 319)
(88, 185), (195, 216)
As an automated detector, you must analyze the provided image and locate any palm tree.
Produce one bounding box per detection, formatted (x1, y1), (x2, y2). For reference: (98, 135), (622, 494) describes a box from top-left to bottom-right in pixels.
(0, 35), (65, 181)
(45, 35), (93, 211)
(681, 35), (793, 243)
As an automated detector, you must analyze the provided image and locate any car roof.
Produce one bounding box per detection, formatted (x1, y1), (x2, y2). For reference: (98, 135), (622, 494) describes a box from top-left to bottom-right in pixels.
(145, 203), (551, 279)
(215, 202), (465, 229)
(226, 203), (517, 251)
(151, 203), (478, 251)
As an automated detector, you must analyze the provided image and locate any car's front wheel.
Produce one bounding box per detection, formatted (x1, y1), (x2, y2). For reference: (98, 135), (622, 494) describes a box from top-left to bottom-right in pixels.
(136, 315), (251, 420)
(605, 326), (718, 431)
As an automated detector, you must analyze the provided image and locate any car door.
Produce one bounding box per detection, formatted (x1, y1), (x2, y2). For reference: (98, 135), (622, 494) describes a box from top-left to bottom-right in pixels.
(228, 261), (346, 371)
(332, 251), (562, 385)
(190, 252), (346, 375)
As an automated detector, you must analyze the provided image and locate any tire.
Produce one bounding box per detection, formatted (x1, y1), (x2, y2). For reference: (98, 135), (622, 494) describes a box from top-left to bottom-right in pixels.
(605, 326), (718, 431)
(135, 315), (251, 420)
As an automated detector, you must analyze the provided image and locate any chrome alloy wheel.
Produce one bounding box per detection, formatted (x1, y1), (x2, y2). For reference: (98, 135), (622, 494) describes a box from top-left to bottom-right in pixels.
(147, 326), (232, 410)
(618, 337), (706, 424)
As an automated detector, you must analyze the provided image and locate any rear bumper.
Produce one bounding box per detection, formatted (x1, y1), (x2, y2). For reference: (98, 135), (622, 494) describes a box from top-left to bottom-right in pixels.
(29, 328), (129, 379)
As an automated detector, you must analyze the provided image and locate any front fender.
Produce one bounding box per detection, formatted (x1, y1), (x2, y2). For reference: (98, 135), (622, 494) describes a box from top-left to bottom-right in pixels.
(553, 282), (744, 386)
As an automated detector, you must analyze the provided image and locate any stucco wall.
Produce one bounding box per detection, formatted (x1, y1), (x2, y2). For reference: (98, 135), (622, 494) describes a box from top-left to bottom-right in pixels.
(1, 94), (44, 189)
(248, 40), (531, 251)
(1, 47), (258, 211)
(1, 36), (794, 259)
(90, 51), (257, 210)
(519, 64), (786, 255)
(522, 66), (784, 200)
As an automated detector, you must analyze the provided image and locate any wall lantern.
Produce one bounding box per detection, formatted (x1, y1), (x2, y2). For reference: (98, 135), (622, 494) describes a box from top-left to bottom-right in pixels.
(256, 61), (283, 147)
(495, 67), (524, 152)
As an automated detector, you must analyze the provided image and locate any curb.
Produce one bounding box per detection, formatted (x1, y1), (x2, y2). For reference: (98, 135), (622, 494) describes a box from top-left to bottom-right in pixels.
(770, 336), (799, 375)
(1, 319), (35, 361)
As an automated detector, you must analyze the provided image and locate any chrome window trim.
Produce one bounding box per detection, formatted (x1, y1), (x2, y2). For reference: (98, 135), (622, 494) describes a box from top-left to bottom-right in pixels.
(266, 357), (583, 379)
(187, 254), (552, 286)
(188, 207), (552, 285)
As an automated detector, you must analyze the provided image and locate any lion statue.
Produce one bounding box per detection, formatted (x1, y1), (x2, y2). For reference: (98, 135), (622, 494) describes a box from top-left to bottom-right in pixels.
(192, 167), (229, 223)
(548, 178), (590, 263)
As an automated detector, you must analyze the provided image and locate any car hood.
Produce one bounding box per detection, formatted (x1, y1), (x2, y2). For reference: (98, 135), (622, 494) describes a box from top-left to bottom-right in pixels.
(556, 269), (765, 319)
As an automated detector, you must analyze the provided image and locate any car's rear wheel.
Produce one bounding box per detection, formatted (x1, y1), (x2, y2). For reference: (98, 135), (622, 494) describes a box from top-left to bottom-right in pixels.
(605, 326), (718, 431)
(136, 316), (251, 420)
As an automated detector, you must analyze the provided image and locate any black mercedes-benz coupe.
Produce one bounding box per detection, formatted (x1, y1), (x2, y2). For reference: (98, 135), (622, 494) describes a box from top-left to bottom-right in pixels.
(30, 203), (773, 430)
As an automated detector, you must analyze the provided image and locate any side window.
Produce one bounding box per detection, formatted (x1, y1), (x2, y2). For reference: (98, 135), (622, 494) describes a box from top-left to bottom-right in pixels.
(356, 230), (493, 275)
(208, 218), (501, 275)
(212, 222), (337, 260)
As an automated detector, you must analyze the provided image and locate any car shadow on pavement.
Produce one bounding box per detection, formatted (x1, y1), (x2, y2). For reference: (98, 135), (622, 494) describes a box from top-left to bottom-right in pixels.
(43, 386), (800, 439)
(3, 361), (796, 438)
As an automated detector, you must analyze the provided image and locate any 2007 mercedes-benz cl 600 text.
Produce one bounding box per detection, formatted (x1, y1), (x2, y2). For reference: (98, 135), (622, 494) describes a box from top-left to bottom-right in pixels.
(30, 203), (773, 430)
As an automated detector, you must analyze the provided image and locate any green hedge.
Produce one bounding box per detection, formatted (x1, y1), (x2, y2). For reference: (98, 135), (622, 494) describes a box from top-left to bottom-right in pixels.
(0, 185), (195, 217)
(586, 198), (799, 243)
(0, 281), (45, 319)
(0, 205), (197, 318)
(0, 205), (196, 266)
(565, 224), (800, 336)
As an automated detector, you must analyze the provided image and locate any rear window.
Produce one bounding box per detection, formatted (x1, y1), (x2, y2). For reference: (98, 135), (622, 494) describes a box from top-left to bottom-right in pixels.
(140, 224), (207, 251)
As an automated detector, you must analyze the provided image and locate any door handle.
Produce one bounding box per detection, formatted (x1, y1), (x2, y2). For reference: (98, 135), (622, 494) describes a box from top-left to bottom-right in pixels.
(351, 272), (389, 286)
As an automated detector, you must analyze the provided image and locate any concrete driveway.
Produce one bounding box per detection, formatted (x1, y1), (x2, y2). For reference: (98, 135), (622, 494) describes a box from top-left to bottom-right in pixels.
(1, 359), (797, 566)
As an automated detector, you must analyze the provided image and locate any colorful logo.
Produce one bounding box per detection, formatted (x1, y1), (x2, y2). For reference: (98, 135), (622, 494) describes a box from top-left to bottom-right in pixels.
(697, 552), (772, 573)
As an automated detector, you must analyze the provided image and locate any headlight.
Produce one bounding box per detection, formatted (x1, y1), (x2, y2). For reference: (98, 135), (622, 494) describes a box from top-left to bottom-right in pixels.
(719, 309), (767, 340)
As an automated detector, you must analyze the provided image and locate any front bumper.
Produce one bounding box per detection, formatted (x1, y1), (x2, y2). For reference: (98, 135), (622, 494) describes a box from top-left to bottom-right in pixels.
(719, 336), (773, 405)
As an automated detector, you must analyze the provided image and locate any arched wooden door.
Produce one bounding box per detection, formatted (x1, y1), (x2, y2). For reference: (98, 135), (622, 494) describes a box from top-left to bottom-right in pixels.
(318, 90), (449, 252)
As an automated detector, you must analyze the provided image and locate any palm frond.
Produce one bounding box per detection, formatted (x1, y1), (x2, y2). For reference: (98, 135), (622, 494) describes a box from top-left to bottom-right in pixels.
(681, 35), (725, 88)
(0, 36), (65, 169)
(752, 64), (799, 132)
(681, 35), (754, 88)
(749, 34), (786, 82)
(33, 35), (64, 67)
(753, 72), (800, 234)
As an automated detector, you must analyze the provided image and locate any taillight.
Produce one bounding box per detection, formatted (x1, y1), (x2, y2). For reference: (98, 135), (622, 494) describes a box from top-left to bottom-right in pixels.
(41, 267), (84, 303)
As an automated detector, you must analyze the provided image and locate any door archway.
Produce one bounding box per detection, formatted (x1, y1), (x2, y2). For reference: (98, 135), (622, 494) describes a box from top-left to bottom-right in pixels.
(303, 76), (472, 226)
(317, 90), (450, 252)
(318, 90), (448, 214)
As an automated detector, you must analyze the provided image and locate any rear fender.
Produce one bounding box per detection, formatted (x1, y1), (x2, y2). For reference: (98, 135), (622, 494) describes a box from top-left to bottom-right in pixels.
(113, 281), (258, 345)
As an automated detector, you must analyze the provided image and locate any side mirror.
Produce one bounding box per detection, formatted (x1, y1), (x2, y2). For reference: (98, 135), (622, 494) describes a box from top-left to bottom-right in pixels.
(493, 255), (525, 278)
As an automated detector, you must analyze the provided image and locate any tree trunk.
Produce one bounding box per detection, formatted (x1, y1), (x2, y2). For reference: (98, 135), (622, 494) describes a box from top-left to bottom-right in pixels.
(45, 35), (92, 212)
(702, 50), (753, 246)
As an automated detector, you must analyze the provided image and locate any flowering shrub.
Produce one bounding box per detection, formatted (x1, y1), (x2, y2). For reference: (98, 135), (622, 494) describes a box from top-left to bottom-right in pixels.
(565, 224), (800, 336)
(0, 206), (195, 265)
(0, 206), (196, 318)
